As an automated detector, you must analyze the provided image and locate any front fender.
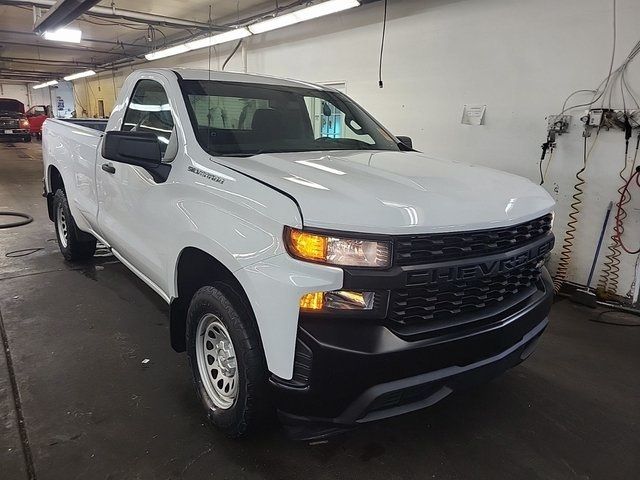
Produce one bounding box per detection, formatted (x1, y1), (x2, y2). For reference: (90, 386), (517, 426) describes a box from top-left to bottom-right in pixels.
(238, 255), (343, 380)
(168, 233), (343, 379)
(166, 205), (287, 299)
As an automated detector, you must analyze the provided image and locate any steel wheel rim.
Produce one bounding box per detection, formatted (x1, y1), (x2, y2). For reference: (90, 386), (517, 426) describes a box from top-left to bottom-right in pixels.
(195, 314), (238, 410)
(56, 203), (68, 248)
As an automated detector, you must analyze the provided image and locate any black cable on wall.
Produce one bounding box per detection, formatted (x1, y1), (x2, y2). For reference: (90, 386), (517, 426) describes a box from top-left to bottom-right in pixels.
(378, 0), (388, 88)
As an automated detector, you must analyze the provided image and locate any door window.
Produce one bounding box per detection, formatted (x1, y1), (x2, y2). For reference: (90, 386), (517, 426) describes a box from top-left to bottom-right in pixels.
(122, 80), (175, 155)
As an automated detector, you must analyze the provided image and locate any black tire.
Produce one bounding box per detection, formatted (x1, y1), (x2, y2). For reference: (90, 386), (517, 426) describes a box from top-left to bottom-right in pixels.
(53, 189), (97, 261)
(23, 135), (31, 143)
(186, 285), (271, 438)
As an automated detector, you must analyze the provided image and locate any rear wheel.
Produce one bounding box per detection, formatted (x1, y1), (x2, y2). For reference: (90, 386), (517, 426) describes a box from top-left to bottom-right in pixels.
(186, 285), (271, 437)
(53, 189), (96, 261)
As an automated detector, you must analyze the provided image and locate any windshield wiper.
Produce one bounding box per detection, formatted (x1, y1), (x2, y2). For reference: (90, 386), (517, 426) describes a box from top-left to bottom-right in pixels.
(215, 149), (279, 157)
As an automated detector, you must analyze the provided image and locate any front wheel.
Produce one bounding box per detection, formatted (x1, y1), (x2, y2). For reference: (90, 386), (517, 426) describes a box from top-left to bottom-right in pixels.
(23, 135), (31, 143)
(186, 285), (271, 437)
(53, 189), (96, 261)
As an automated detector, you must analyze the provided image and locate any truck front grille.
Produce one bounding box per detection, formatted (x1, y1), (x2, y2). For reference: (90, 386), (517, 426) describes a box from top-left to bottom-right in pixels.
(387, 215), (554, 336)
(0, 118), (19, 129)
(389, 259), (542, 328)
(394, 214), (553, 266)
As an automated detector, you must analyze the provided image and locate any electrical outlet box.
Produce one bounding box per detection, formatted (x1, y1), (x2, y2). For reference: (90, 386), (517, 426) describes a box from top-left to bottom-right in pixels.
(582, 108), (640, 129)
(547, 114), (571, 134)
(588, 109), (604, 127)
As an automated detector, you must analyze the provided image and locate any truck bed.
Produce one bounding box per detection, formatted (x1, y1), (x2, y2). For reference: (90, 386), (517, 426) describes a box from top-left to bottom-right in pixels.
(57, 118), (108, 132)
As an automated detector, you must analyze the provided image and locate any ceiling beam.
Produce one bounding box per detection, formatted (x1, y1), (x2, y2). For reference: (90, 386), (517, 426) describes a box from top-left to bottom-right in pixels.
(0, 0), (224, 30)
(0, 38), (131, 56)
(33, 0), (101, 34)
(0, 68), (61, 78)
(0, 56), (95, 66)
(0, 71), (53, 76)
(0, 73), (58, 79)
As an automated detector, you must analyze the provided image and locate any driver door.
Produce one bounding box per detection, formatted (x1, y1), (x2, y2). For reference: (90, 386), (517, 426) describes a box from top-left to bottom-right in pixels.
(25, 105), (48, 133)
(96, 78), (177, 296)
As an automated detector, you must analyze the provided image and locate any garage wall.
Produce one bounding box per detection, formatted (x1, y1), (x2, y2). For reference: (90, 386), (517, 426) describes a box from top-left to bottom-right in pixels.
(0, 82), (61, 111)
(0, 82), (51, 110)
(0, 83), (29, 108)
(72, 71), (122, 118)
(30, 86), (52, 108)
(79, 0), (640, 299)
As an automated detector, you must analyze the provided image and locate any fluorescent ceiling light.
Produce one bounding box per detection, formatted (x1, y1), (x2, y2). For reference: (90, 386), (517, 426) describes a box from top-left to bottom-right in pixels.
(143, 0), (361, 62)
(32, 80), (58, 89)
(186, 28), (252, 50)
(145, 28), (251, 61)
(248, 0), (360, 34)
(42, 27), (82, 43)
(145, 44), (190, 61)
(64, 70), (96, 81)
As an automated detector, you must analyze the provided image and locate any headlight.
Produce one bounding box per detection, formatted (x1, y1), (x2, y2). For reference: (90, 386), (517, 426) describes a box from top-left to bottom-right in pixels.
(19, 118), (29, 128)
(284, 227), (391, 268)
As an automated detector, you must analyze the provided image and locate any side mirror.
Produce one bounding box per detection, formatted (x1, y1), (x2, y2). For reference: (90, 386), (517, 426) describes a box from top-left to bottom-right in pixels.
(396, 135), (413, 150)
(102, 131), (170, 183)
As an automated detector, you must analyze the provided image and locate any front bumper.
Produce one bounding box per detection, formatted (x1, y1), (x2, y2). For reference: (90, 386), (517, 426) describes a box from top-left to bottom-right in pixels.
(0, 129), (30, 140)
(271, 267), (553, 438)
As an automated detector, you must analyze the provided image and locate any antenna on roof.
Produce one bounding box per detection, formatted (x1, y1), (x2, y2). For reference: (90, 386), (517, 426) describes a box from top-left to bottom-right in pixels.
(207, 4), (212, 156)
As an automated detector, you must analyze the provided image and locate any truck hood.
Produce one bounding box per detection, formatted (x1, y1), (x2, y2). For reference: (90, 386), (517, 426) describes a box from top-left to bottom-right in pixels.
(218, 150), (554, 234)
(0, 98), (25, 114)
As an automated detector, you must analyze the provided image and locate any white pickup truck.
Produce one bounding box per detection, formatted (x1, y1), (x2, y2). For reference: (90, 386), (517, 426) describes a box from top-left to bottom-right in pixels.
(43, 68), (555, 439)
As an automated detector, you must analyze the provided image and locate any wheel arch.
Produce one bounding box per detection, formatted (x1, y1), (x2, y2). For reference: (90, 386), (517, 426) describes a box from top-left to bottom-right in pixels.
(47, 164), (64, 192)
(46, 165), (64, 221)
(170, 246), (259, 355)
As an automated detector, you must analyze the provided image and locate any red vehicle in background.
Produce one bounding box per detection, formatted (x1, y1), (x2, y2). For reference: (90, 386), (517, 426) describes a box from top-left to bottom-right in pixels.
(25, 105), (51, 138)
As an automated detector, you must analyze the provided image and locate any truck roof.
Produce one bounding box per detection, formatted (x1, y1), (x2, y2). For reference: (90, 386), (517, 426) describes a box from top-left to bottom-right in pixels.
(164, 68), (329, 91)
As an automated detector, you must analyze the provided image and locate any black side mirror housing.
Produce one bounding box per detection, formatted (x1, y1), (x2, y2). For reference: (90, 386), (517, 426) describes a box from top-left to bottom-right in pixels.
(396, 135), (413, 150)
(102, 131), (170, 182)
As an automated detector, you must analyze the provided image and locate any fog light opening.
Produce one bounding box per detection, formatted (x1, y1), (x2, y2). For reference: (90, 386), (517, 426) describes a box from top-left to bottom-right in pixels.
(325, 291), (374, 310)
(300, 290), (375, 311)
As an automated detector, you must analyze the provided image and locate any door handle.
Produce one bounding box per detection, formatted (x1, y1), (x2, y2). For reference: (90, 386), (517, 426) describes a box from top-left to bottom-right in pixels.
(101, 163), (116, 174)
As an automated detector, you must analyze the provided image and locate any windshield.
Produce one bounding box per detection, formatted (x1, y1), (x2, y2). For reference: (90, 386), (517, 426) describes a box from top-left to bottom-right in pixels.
(181, 80), (401, 156)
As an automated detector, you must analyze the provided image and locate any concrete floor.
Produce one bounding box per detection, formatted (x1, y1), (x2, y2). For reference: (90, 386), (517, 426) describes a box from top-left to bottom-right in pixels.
(0, 140), (639, 480)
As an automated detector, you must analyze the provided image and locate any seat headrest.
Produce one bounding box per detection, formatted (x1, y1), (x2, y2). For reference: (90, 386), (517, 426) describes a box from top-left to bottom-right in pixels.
(251, 108), (286, 141)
